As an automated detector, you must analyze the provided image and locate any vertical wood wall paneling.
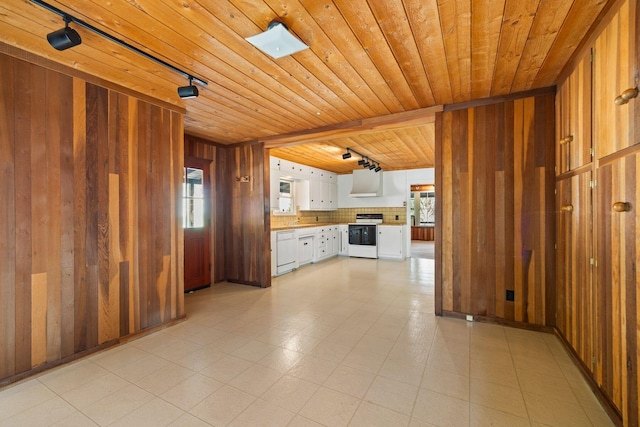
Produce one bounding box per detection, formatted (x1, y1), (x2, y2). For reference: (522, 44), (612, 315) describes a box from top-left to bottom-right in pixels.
(44, 69), (65, 363)
(501, 100), (516, 321)
(539, 94), (557, 326)
(148, 104), (162, 327)
(96, 84), (112, 346)
(434, 112), (444, 316)
(438, 93), (555, 325)
(59, 74), (75, 359)
(8, 56), (30, 373)
(21, 63), (41, 372)
(85, 83), (104, 350)
(73, 78), (88, 354)
(262, 149), (272, 286)
(0, 55), (17, 379)
(173, 112), (185, 317)
(215, 145), (228, 283)
(137, 100), (150, 330)
(127, 97), (140, 333)
(113, 92), (130, 338)
(223, 143), (271, 287)
(0, 53), (185, 385)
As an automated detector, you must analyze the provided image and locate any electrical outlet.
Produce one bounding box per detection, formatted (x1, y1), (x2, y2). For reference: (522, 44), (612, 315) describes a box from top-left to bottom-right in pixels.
(395, 215), (399, 220)
(506, 290), (515, 301)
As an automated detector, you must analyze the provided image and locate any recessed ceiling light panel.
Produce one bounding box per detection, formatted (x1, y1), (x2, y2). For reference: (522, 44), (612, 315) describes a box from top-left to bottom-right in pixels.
(246, 21), (309, 59)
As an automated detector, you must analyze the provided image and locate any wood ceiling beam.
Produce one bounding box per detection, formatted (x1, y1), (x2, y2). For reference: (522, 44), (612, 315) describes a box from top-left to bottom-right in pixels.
(261, 105), (443, 148)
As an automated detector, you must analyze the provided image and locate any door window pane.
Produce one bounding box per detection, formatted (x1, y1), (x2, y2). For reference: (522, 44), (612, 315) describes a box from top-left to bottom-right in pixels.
(183, 167), (205, 228)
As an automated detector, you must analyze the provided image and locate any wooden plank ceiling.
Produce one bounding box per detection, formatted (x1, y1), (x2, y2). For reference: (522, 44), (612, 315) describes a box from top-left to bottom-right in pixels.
(1, 0), (612, 172)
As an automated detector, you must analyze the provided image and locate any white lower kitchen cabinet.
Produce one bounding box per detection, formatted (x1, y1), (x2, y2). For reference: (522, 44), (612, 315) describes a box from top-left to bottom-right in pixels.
(271, 231), (277, 276)
(338, 225), (348, 255)
(315, 227), (328, 261)
(298, 236), (314, 265)
(272, 225), (342, 277)
(378, 225), (405, 260)
(327, 226), (339, 256)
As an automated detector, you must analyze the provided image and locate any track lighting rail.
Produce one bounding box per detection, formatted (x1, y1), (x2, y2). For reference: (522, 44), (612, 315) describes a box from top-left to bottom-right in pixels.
(343, 147), (382, 172)
(30, 0), (208, 88)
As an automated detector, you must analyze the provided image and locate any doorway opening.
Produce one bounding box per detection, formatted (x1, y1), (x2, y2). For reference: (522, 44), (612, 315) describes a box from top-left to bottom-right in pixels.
(410, 184), (435, 260)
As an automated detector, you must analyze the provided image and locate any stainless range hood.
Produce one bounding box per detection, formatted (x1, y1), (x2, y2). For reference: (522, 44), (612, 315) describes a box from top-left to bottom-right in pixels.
(350, 169), (382, 197)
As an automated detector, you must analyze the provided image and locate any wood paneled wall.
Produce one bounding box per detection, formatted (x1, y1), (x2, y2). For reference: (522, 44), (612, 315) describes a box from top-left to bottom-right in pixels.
(0, 54), (184, 384)
(216, 144), (271, 287)
(184, 136), (225, 284)
(184, 137), (272, 287)
(435, 92), (556, 325)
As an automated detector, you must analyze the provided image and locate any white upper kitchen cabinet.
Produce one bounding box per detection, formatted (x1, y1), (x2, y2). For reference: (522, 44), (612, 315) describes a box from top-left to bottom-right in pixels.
(270, 156), (281, 170)
(270, 156), (336, 211)
(378, 225), (405, 260)
(270, 169), (280, 210)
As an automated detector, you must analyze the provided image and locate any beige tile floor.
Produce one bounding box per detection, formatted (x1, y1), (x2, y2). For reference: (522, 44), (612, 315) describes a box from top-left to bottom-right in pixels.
(0, 256), (614, 426)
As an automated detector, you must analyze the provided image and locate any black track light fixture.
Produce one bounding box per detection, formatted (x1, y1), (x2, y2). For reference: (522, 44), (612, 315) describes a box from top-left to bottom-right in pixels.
(47, 16), (81, 51)
(346, 147), (382, 172)
(31, 0), (207, 99)
(178, 77), (199, 99)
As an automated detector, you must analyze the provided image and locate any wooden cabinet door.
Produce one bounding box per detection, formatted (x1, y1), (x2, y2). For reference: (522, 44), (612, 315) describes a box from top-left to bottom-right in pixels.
(594, 0), (637, 159)
(596, 149), (639, 423)
(557, 53), (592, 175)
(556, 172), (595, 374)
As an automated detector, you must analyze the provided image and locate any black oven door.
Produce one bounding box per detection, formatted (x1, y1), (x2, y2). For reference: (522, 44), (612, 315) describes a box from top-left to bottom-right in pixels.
(348, 224), (377, 246)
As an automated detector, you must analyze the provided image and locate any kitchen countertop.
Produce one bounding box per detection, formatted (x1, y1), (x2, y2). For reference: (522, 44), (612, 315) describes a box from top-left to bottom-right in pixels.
(272, 222), (406, 231)
(271, 223), (335, 231)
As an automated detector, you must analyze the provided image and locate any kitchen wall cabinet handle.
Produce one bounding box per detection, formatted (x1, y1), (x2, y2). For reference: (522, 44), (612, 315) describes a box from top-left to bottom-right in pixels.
(612, 202), (631, 212)
(614, 87), (639, 105)
(560, 135), (573, 145)
(561, 205), (573, 212)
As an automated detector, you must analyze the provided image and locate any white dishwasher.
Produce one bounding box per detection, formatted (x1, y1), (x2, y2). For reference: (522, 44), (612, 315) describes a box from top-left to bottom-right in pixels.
(276, 230), (297, 275)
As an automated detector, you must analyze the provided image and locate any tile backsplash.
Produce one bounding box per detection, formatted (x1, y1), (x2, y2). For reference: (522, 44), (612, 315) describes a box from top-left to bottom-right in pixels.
(271, 206), (406, 228)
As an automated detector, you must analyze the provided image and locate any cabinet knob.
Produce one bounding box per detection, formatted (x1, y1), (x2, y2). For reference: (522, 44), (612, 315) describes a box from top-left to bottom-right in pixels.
(560, 205), (573, 212)
(614, 87), (639, 105)
(612, 202), (631, 212)
(560, 135), (573, 145)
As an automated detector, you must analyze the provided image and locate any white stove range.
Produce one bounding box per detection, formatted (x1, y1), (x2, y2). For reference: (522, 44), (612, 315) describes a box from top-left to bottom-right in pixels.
(348, 214), (383, 259)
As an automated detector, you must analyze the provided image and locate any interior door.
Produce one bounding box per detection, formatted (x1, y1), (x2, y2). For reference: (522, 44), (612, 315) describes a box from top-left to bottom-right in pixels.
(183, 159), (211, 292)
